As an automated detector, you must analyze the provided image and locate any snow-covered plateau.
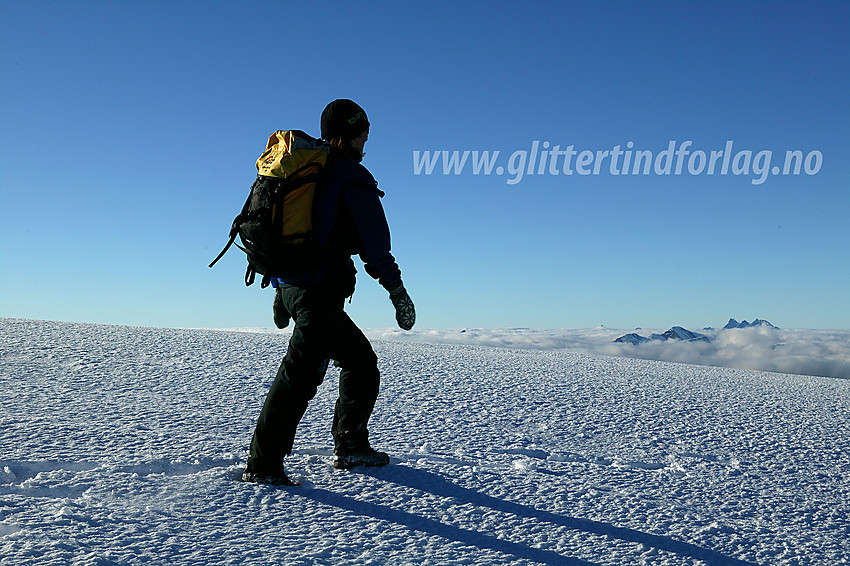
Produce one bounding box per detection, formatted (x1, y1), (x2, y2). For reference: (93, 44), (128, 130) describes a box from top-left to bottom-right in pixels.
(1, 318), (849, 565)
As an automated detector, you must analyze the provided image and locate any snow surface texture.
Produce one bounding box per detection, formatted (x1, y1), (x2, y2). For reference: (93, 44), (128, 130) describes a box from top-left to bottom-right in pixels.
(2, 318), (849, 565)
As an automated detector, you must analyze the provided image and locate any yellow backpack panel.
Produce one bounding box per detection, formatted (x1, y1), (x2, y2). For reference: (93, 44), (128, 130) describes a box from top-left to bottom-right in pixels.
(209, 130), (329, 286)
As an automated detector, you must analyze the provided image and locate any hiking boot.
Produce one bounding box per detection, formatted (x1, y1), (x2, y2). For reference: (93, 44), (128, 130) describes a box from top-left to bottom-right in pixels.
(241, 469), (299, 486)
(333, 447), (390, 470)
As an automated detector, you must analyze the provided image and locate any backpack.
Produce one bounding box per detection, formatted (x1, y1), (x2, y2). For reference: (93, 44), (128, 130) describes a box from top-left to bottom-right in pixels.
(209, 130), (329, 287)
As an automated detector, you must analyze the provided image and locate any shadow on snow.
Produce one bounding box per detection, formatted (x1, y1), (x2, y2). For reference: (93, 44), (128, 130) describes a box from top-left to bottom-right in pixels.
(296, 464), (756, 566)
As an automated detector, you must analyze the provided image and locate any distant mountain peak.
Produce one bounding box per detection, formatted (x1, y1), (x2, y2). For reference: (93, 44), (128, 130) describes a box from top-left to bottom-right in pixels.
(615, 326), (710, 345)
(724, 318), (778, 330)
(615, 318), (778, 346)
(651, 326), (711, 343)
(613, 333), (650, 345)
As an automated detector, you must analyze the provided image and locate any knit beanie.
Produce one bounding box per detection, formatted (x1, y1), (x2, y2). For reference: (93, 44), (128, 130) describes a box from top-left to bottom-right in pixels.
(320, 99), (370, 141)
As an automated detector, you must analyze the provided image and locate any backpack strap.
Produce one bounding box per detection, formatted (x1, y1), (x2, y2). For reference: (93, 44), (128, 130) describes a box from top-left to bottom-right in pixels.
(208, 228), (238, 268)
(208, 178), (260, 268)
(242, 265), (271, 288)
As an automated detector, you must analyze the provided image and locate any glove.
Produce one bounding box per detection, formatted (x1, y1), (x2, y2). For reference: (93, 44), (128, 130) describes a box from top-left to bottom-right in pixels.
(273, 287), (290, 329)
(388, 283), (415, 331)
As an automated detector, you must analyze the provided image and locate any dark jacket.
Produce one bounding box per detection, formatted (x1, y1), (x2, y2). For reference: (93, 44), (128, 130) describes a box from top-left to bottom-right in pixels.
(277, 156), (402, 297)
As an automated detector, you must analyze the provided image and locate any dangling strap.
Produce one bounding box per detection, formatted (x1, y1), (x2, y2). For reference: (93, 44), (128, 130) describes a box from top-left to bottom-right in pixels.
(208, 228), (237, 268)
(208, 179), (257, 269)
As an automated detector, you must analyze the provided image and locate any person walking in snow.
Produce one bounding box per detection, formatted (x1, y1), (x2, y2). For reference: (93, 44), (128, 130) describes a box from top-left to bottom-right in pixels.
(242, 99), (416, 485)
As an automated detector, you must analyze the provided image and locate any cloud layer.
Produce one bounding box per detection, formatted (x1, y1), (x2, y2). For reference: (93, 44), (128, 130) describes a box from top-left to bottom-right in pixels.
(365, 326), (850, 380)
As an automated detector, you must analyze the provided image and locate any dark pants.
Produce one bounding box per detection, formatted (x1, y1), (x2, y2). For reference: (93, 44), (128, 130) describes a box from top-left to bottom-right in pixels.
(246, 285), (380, 474)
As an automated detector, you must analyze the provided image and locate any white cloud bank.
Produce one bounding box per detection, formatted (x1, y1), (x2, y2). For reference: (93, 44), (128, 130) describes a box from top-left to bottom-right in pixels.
(364, 326), (850, 380)
(212, 324), (850, 379)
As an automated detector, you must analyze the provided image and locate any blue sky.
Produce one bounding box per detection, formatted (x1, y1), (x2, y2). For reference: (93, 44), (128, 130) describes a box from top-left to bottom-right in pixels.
(2, 1), (848, 330)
